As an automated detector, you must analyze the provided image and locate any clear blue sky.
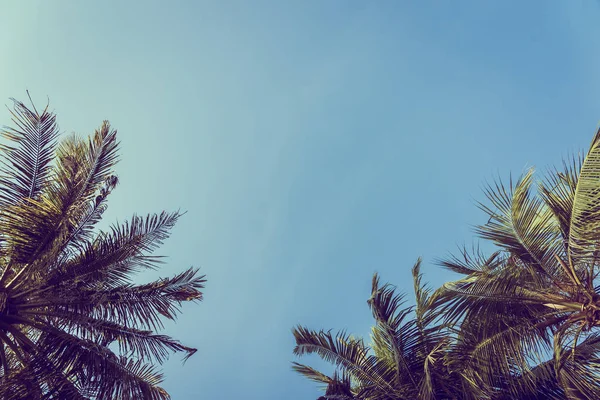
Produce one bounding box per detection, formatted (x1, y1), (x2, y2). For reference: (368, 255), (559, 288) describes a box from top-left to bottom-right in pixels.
(1, 1), (600, 399)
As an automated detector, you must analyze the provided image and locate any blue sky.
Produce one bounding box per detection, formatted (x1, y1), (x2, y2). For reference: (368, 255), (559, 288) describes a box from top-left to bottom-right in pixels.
(2, 1), (600, 398)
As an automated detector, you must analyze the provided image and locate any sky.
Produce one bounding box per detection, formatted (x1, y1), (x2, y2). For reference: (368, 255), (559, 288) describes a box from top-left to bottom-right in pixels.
(1, 1), (600, 399)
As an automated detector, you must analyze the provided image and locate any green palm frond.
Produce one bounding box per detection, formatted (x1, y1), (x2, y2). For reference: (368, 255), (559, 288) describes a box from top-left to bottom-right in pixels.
(477, 169), (561, 279)
(539, 155), (582, 247)
(63, 174), (118, 256)
(367, 273), (411, 333)
(568, 128), (600, 268)
(437, 246), (504, 276)
(368, 270), (423, 391)
(50, 122), (119, 256)
(27, 311), (196, 363)
(292, 326), (393, 391)
(292, 362), (356, 399)
(19, 267), (205, 332)
(0, 96), (59, 205)
(291, 362), (335, 385)
(45, 211), (182, 289)
(412, 259), (429, 319)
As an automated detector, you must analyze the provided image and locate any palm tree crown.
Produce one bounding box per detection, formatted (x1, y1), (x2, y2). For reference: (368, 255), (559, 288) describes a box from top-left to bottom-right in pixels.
(436, 128), (600, 399)
(294, 127), (600, 399)
(0, 96), (205, 399)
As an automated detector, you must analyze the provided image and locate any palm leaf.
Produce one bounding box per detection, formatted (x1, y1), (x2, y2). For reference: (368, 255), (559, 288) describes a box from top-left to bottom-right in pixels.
(292, 326), (397, 394)
(568, 127), (600, 271)
(476, 169), (561, 279)
(0, 95), (59, 205)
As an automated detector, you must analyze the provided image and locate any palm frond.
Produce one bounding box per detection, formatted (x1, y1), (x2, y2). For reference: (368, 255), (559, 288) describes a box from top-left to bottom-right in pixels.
(568, 127), (600, 270)
(368, 272), (421, 391)
(292, 362), (335, 385)
(292, 326), (397, 394)
(0, 95), (59, 205)
(539, 155), (582, 247)
(21, 267), (205, 332)
(46, 211), (182, 288)
(477, 169), (561, 278)
(437, 246), (504, 276)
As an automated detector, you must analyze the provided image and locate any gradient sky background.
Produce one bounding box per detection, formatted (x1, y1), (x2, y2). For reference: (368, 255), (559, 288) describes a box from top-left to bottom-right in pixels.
(1, 1), (600, 399)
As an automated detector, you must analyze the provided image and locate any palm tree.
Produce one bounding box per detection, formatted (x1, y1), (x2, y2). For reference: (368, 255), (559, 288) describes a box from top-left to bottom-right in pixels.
(292, 260), (462, 400)
(435, 127), (600, 399)
(0, 95), (205, 399)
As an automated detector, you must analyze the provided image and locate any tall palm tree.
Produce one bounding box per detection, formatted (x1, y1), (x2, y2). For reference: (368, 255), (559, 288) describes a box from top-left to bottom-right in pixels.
(292, 260), (462, 400)
(0, 95), (205, 399)
(435, 127), (600, 399)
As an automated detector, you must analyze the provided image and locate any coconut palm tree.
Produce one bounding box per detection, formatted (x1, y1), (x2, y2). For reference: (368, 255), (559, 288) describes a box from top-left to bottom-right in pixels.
(0, 95), (205, 399)
(435, 127), (600, 399)
(292, 260), (462, 400)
